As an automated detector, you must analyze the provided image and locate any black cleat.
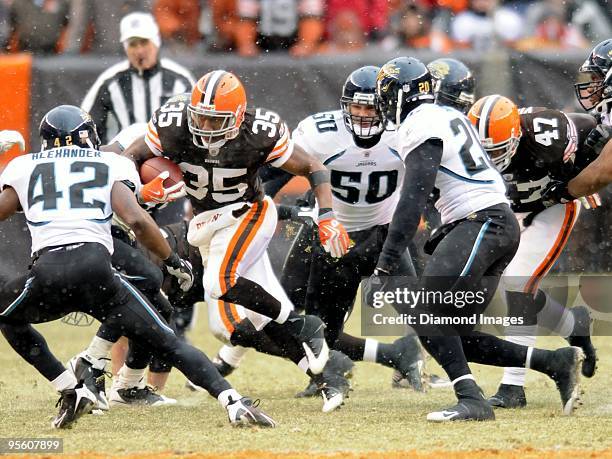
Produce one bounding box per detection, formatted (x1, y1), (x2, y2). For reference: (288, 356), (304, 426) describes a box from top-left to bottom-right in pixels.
(69, 356), (110, 411)
(295, 350), (354, 398)
(52, 383), (96, 429)
(427, 398), (495, 422)
(227, 397), (276, 427)
(319, 373), (351, 413)
(391, 335), (425, 392)
(212, 353), (236, 377)
(109, 386), (177, 407)
(567, 306), (597, 378)
(547, 346), (585, 415)
(293, 315), (329, 374)
(487, 384), (527, 409)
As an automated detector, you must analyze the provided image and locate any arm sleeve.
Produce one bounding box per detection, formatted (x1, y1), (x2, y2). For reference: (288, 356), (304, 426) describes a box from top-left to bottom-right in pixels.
(377, 138), (443, 273)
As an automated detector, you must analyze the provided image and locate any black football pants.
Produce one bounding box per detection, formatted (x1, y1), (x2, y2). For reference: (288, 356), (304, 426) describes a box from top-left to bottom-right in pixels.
(0, 243), (230, 397)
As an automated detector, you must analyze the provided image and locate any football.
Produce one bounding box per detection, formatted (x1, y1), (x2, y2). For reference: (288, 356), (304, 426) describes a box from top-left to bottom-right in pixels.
(139, 156), (183, 187)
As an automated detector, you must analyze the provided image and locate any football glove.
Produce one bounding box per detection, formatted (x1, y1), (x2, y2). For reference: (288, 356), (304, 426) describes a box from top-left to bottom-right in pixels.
(541, 180), (575, 208)
(0, 130), (25, 154)
(579, 193), (602, 210)
(164, 252), (194, 292)
(362, 268), (391, 308)
(139, 171), (186, 204)
(585, 124), (612, 155)
(318, 209), (350, 258)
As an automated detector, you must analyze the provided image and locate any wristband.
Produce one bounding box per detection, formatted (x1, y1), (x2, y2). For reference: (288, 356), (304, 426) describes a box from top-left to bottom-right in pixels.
(308, 170), (330, 188)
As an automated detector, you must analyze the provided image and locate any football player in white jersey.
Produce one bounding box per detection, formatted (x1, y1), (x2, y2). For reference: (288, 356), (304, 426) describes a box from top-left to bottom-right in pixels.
(370, 57), (585, 422)
(0, 105), (276, 428)
(204, 67), (424, 411)
(545, 39), (612, 202)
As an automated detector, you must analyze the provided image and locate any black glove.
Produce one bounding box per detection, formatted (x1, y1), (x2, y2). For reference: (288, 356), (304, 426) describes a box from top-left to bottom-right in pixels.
(164, 252), (194, 292)
(362, 267), (390, 308)
(585, 124), (612, 155)
(540, 180), (575, 208)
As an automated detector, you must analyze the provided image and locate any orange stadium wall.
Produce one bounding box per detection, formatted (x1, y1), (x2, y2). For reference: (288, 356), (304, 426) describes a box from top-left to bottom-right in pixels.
(0, 53), (31, 174)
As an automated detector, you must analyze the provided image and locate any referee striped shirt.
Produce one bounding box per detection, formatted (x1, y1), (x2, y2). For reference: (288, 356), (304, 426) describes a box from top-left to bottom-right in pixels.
(81, 57), (195, 143)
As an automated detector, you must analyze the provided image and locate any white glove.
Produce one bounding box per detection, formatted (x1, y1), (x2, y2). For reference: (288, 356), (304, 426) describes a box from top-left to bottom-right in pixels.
(0, 130), (25, 154)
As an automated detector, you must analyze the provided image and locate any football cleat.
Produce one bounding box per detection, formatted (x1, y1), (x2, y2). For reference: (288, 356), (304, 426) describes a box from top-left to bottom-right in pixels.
(212, 353), (236, 377)
(392, 370), (451, 390)
(487, 384), (527, 409)
(547, 346), (585, 415)
(296, 350), (354, 398)
(227, 397), (276, 427)
(294, 315), (329, 375)
(427, 398), (495, 422)
(392, 335), (425, 392)
(319, 373), (351, 413)
(108, 385), (177, 407)
(68, 356), (110, 411)
(52, 383), (96, 429)
(567, 306), (598, 378)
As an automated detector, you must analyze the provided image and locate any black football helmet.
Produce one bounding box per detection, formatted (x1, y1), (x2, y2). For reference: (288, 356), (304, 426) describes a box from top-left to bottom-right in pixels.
(39, 105), (100, 150)
(427, 58), (475, 114)
(340, 66), (385, 147)
(574, 39), (612, 112)
(376, 57), (434, 127)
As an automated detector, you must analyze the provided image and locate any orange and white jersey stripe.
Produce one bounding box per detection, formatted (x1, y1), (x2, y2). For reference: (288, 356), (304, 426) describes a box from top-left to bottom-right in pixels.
(265, 122), (294, 167)
(145, 120), (164, 157)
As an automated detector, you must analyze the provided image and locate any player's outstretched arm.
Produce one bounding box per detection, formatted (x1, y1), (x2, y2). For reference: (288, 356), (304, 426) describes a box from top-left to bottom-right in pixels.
(112, 181), (194, 290)
(280, 144), (350, 257)
(568, 137), (612, 198)
(377, 139), (443, 274)
(0, 186), (20, 221)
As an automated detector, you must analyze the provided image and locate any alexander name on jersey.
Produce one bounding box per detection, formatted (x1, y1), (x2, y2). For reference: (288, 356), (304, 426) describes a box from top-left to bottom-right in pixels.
(146, 94), (292, 214)
(31, 148), (102, 160)
(502, 107), (577, 213)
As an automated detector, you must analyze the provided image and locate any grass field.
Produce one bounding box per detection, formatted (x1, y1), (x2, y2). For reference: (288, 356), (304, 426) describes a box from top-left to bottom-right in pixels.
(1, 302), (611, 458)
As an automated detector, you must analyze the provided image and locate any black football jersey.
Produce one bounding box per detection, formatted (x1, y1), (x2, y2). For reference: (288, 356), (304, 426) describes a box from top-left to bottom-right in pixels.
(145, 94), (292, 214)
(501, 107), (577, 213)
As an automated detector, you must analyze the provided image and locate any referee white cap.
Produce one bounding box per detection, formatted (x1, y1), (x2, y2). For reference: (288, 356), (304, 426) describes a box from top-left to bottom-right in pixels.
(120, 12), (161, 48)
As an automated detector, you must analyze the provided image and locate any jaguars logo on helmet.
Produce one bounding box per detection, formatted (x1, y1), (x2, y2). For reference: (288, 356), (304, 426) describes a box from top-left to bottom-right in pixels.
(376, 57), (434, 127)
(427, 58), (475, 115)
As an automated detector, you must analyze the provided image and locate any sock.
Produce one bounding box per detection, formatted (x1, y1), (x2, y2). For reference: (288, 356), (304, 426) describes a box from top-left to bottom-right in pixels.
(420, 335), (470, 382)
(84, 336), (114, 370)
(537, 292), (574, 337)
(500, 325), (537, 386)
(527, 348), (556, 376)
(51, 370), (78, 392)
(333, 333), (368, 362)
(375, 341), (398, 367)
(218, 345), (249, 369)
(364, 338), (379, 363)
(217, 388), (242, 408)
(114, 364), (146, 389)
(220, 278), (284, 322)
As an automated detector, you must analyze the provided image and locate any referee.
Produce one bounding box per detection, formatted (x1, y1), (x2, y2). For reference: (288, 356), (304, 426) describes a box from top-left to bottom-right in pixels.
(81, 12), (195, 143)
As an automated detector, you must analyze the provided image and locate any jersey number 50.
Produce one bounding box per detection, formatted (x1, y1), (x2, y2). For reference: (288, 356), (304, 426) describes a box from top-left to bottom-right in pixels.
(331, 170), (398, 204)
